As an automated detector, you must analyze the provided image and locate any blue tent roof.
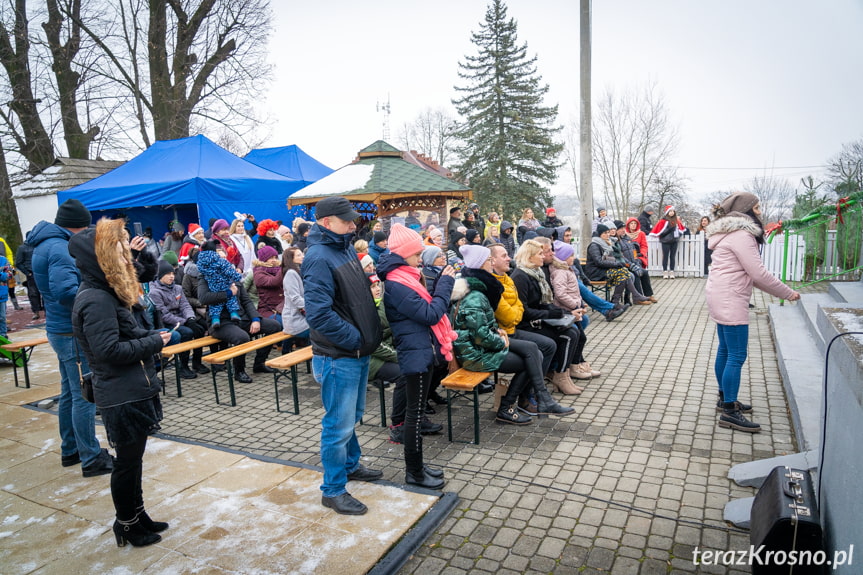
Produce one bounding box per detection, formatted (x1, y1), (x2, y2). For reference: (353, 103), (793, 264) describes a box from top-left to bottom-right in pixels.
(244, 145), (334, 183)
(58, 135), (306, 227)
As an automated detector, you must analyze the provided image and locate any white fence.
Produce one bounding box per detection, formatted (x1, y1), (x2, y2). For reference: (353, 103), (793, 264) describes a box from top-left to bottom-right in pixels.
(571, 235), (706, 278)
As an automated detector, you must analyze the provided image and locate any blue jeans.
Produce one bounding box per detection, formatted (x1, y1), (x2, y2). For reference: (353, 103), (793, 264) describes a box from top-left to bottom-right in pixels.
(313, 354), (370, 497)
(578, 280), (614, 314)
(714, 324), (749, 403)
(47, 332), (102, 466)
(0, 298), (7, 337)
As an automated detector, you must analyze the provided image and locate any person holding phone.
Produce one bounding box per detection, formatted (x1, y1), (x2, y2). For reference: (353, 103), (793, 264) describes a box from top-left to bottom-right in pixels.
(377, 224), (456, 489)
(71, 218), (172, 548)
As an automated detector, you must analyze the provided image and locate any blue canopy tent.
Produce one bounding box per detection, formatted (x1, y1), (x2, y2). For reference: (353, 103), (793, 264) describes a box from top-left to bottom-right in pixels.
(58, 135), (306, 234)
(244, 144), (334, 183)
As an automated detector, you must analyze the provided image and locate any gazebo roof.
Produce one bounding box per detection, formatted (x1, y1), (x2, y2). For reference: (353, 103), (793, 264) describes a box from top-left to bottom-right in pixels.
(12, 158), (125, 199)
(288, 141), (470, 212)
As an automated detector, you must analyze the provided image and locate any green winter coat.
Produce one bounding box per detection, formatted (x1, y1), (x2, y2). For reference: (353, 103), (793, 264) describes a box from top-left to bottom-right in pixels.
(452, 276), (509, 372)
(369, 297), (398, 380)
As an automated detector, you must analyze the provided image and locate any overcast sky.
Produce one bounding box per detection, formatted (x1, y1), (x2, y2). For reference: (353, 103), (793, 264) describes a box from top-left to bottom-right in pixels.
(260, 0), (863, 205)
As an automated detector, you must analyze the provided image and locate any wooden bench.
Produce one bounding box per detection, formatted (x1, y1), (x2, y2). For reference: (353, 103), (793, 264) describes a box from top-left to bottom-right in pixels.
(201, 332), (292, 406)
(580, 258), (610, 300)
(1, 336), (50, 389)
(160, 336), (221, 397)
(441, 368), (493, 445)
(265, 346), (313, 414)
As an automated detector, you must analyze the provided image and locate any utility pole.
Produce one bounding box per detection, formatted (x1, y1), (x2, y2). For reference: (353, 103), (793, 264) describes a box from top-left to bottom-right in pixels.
(578, 0), (593, 257)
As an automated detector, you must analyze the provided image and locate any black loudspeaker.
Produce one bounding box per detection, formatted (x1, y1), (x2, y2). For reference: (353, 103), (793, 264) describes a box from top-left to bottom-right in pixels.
(750, 466), (825, 574)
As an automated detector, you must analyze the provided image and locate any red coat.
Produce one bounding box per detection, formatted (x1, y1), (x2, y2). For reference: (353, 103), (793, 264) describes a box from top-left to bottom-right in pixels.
(626, 217), (648, 267)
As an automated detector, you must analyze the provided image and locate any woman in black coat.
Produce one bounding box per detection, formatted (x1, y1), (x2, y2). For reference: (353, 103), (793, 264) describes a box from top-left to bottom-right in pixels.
(377, 225), (456, 490)
(71, 218), (172, 548)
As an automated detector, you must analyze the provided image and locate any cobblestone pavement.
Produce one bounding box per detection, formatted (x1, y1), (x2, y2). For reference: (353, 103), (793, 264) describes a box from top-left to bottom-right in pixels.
(147, 277), (803, 574)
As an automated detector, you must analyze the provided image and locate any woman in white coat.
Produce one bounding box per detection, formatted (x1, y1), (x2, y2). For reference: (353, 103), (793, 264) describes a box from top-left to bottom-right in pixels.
(705, 192), (800, 433)
(281, 247), (310, 349)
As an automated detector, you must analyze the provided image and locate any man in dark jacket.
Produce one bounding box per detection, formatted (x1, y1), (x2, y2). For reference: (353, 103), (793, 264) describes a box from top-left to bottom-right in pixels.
(197, 246), (280, 383)
(30, 199), (113, 477)
(303, 196), (383, 516)
(637, 206), (655, 238)
(15, 232), (43, 320)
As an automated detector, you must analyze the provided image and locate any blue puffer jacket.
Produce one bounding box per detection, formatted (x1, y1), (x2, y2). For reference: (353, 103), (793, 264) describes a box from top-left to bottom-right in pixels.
(302, 224), (382, 359)
(376, 252), (454, 375)
(29, 220), (81, 334)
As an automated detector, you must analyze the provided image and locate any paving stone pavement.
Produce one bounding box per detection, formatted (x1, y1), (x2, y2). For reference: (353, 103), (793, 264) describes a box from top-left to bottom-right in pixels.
(141, 277), (812, 574)
(3, 278), (812, 573)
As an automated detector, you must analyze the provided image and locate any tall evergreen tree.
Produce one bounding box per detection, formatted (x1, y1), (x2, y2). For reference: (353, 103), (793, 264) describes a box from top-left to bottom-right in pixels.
(452, 0), (563, 218)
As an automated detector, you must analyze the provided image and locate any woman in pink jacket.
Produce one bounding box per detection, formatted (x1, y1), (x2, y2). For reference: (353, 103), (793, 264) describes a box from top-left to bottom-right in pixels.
(705, 192), (800, 433)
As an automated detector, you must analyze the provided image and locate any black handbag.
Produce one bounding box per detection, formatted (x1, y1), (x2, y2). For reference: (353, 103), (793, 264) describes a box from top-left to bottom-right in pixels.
(541, 315), (575, 330)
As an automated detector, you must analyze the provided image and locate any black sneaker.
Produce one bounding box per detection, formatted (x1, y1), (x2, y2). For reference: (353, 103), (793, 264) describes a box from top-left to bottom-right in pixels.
(82, 449), (114, 477)
(388, 423), (404, 444)
(193, 363), (210, 374)
(605, 307), (624, 321)
(718, 407), (761, 433)
(179, 365), (198, 380)
(496, 405), (532, 425)
(477, 380), (495, 394)
(420, 417), (443, 435)
(428, 390), (448, 405)
(235, 371), (253, 383)
(61, 452), (81, 467)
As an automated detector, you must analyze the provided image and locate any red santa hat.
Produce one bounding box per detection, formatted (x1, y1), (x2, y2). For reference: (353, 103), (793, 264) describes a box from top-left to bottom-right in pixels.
(664, 205), (675, 216)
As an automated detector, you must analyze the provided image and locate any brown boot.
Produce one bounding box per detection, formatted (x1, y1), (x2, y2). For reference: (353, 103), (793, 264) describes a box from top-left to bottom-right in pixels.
(551, 371), (582, 395)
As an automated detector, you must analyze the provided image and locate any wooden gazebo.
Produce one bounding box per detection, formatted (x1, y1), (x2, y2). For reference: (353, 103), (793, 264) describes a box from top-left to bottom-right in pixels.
(287, 141), (471, 222)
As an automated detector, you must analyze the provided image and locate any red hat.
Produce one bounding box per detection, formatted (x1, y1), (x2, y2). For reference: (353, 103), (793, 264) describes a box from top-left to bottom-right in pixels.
(546, 207), (556, 216)
(256, 218), (279, 236)
(387, 224), (424, 259)
(188, 223), (201, 234)
(664, 205), (675, 216)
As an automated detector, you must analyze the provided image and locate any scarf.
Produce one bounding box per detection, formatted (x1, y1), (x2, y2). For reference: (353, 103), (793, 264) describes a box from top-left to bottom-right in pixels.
(590, 236), (614, 259)
(516, 263), (554, 305)
(386, 265), (459, 361)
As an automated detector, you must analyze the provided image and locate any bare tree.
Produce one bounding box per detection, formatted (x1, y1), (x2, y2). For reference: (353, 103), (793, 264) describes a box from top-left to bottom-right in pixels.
(827, 138), (862, 196)
(68, 0), (272, 145)
(743, 174), (796, 224)
(591, 82), (678, 219)
(397, 107), (459, 168)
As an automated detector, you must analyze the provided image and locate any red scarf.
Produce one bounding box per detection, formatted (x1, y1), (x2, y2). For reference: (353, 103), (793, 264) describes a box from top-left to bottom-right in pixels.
(386, 265), (458, 361)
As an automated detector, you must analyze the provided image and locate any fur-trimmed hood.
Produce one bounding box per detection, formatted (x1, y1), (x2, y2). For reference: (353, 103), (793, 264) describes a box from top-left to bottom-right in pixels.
(705, 215), (762, 250)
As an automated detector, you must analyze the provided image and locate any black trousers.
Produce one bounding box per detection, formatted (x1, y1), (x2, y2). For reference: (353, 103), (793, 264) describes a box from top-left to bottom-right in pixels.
(390, 363), (445, 426)
(633, 271), (654, 297)
(521, 324), (583, 372)
(210, 317), (281, 370)
(111, 434), (148, 521)
(661, 241), (679, 271)
(403, 371), (432, 474)
(496, 338), (543, 407)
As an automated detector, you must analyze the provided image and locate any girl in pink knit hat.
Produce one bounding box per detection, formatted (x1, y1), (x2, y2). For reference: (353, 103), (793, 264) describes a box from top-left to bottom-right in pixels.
(376, 224), (457, 490)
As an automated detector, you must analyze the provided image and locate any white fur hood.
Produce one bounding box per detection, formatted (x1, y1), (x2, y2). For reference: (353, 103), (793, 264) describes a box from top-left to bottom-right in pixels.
(705, 215), (762, 250)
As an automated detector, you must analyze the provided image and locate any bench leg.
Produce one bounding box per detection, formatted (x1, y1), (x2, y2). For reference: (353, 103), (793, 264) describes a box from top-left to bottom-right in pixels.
(472, 388), (480, 445)
(378, 382), (387, 427)
(446, 388), (454, 442)
(291, 365), (300, 415)
(273, 370), (281, 413)
(173, 355), (183, 397)
(211, 366), (221, 405)
(226, 362), (237, 407)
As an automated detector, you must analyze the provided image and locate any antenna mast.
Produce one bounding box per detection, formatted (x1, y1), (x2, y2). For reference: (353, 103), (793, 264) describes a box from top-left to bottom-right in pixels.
(376, 95), (391, 141)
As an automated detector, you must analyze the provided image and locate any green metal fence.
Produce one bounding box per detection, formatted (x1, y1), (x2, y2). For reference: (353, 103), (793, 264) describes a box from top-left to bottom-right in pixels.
(765, 194), (862, 288)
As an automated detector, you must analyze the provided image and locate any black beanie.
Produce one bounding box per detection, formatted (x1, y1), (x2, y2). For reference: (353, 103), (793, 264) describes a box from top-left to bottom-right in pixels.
(55, 199), (91, 229)
(157, 260), (174, 279)
(373, 231), (387, 244)
(200, 240), (220, 252)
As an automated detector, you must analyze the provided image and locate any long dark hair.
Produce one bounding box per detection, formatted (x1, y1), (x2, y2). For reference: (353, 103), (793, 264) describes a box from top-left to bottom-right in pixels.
(282, 247), (302, 275)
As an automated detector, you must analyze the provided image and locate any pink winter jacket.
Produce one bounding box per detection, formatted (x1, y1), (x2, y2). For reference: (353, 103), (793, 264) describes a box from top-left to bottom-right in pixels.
(550, 264), (584, 312)
(705, 215), (794, 325)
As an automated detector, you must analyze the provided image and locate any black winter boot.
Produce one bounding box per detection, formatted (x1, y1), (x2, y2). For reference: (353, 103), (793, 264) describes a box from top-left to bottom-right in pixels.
(136, 506), (169, 533)
(113, 517), (161, 547)
(716, 391), (752, 413)
(718, 403), (761, 433)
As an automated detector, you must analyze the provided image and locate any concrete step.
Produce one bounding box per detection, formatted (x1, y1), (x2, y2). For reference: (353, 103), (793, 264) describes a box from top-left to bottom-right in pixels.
(829, 280), (863, 304)
(800, 293), (838, 353)
(768, 301), (824, 452)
